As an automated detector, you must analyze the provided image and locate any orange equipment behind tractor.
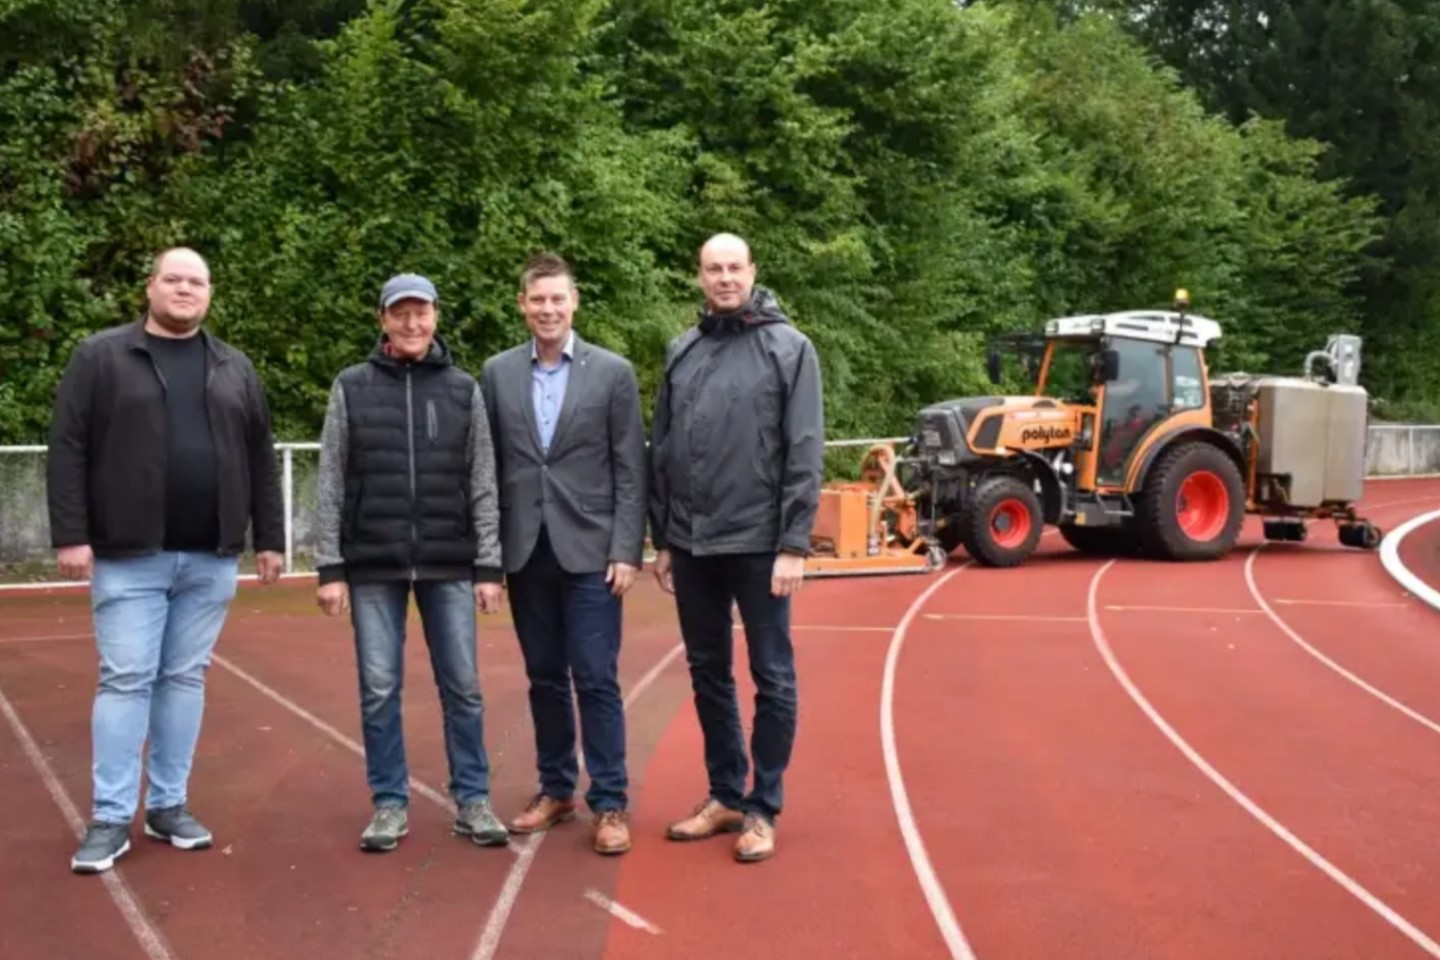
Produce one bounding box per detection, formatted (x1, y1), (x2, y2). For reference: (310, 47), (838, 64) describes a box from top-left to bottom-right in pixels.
(803, 291), (1384, 575)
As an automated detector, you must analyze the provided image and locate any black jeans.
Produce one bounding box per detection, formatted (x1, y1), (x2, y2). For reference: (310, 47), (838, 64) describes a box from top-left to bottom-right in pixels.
(669, 547), (798, 822)
(508, 528), (628, 812)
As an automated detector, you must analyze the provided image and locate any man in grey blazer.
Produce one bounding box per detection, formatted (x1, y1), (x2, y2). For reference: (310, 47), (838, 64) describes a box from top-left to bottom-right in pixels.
(479, 251), (648, 856)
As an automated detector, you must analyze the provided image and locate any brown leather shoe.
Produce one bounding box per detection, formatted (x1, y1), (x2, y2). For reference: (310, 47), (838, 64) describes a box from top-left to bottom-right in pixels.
(665, 798), (745, 841)
(508, 793), (576, 834)
(592, 810), (632, 855)
(733, 814), (775, 863)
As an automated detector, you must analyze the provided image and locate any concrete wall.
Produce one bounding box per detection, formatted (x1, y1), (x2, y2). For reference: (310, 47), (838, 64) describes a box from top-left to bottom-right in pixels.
(4, 427), (1440, 568)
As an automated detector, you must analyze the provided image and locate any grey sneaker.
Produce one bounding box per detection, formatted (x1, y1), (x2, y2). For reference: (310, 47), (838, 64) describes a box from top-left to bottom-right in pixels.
(454, 799), (508, 847)
(361, 806), (408, 852)
(72, 821), (132, 873)
(144, 805), (213, 850)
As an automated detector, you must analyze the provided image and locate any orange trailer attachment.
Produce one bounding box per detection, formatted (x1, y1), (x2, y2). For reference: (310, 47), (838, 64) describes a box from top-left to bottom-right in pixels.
(804, 443), (942, 578)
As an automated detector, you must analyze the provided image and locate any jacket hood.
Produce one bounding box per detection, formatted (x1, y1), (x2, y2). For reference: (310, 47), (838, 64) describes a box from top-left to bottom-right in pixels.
(368, 331), (455, 370)
(699, 285), (792, 334)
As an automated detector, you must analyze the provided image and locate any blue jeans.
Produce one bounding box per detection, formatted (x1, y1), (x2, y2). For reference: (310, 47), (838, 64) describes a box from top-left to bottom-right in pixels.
(507, 528), (627, 812)
(90, 552), (239, 824)
(349, 579), (492, 808)
(669, 547), (798, 822)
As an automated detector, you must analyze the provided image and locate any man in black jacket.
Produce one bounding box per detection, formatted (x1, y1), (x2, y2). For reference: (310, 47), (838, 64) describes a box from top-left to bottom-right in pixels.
(313, 273), (509, 852)
(47, 246), (285, 875)
(649, 233), (825, 863)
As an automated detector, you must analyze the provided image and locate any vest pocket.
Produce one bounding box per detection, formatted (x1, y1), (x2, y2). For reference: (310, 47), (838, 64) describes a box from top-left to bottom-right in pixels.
(426, 399), (438, 441)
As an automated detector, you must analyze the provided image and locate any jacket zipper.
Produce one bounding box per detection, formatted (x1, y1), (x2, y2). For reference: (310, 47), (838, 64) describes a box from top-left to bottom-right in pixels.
(205, 356), (222, 555)
(406, 367), (417, 581)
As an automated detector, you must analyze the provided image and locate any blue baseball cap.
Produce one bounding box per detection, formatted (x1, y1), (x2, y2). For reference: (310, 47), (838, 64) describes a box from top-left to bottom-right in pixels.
(379, 273), (439, 309)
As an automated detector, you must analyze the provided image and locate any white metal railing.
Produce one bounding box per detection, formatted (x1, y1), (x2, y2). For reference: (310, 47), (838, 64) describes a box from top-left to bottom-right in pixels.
(4, 426), (1440, 581)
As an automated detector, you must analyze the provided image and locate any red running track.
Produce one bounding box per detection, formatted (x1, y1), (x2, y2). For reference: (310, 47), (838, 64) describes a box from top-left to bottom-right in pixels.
(2, 478), (1439, 960)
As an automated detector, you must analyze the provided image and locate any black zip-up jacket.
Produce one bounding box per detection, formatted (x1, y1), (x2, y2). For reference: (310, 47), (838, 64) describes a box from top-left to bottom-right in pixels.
(312, 334), (503, 586)
(648, 286), (825, 556)
(46, 319), (284, 559)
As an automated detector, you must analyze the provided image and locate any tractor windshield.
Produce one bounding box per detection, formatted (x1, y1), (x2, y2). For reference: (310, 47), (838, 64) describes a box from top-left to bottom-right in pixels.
(1040, 341), (1099, 403)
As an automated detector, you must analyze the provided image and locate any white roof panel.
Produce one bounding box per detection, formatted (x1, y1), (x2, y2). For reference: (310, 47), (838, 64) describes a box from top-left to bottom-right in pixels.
(1044, 310), (1223, 347)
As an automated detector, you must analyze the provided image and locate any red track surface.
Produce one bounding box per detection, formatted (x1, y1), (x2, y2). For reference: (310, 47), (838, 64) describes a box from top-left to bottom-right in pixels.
(3, 478), (1440, 960)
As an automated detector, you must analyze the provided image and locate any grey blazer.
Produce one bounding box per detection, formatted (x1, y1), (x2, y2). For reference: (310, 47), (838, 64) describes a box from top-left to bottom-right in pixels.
(479, 333), (648, 575)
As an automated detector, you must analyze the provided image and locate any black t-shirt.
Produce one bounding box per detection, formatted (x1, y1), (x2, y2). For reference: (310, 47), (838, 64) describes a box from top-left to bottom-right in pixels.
(145, 332), (221, 551)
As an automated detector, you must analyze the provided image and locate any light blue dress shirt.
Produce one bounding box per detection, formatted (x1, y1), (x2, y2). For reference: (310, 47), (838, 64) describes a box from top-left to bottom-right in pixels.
(531, 332), (574, 453)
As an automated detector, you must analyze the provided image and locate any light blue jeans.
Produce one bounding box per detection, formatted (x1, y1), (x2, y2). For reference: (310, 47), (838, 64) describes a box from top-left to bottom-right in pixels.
(90, 552), (238, 824)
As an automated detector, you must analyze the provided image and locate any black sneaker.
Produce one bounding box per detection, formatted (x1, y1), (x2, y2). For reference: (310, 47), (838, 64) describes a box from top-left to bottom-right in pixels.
(360, 806), (409, 852)
(72, 821), (132, 874)
(144, 805), (213, 850)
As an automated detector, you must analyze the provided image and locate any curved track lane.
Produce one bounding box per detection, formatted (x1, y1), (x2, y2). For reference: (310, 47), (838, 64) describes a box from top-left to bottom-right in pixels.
(1089, 522), (1440, 957)
(889, 539), (1416, 960)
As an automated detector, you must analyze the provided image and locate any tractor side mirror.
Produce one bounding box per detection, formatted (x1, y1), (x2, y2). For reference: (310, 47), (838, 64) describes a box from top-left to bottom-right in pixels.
(985, 348), (1002, 385)
(1099, 348), (1121, 383)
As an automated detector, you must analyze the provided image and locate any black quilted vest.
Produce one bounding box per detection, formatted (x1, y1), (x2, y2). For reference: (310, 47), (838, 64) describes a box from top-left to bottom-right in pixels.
(338, 336), (478, 578)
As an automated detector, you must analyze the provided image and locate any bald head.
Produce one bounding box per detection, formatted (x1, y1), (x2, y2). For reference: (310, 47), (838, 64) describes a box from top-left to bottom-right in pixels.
(150, 246), (210, 282)
(698, 232), (756, 313)
(145, 246), (212, 338)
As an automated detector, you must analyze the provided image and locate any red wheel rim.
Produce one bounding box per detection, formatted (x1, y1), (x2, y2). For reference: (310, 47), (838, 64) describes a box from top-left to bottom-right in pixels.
(989, 498), (1032, 549)
(1176, 471), (1228, 541)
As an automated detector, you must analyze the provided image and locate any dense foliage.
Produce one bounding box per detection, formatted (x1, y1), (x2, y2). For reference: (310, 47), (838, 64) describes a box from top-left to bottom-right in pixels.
(0, 0), (1429, 444)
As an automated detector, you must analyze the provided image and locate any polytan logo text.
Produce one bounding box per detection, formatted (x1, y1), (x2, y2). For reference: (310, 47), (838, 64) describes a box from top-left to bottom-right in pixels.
(1020, 424), (1072, 444)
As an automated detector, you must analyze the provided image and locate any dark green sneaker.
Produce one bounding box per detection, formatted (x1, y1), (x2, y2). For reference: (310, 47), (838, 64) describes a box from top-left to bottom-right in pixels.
(361, 806), (408, 852)
(144, 805), (214, 850)
(454, 799), (508, 847)
(72, 821), (132, 873)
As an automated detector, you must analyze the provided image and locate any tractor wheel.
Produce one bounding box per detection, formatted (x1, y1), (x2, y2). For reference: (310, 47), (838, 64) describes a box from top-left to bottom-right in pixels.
(961, 475), (1043, 568)
(1059, 523), (1138, 557)
(1138, 442), (1246, 561)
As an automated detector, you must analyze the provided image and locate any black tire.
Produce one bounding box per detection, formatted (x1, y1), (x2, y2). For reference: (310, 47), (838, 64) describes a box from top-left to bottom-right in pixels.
(936, 514), (966, 555)
(1058, 523), (1138, 557)
(1137, 442), (1246, 561)
(960, 475), (1043, 568)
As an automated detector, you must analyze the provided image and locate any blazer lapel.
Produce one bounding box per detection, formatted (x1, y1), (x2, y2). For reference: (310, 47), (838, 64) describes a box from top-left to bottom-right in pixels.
(546, 335), (589, 454)
(512, 346), (544, 455)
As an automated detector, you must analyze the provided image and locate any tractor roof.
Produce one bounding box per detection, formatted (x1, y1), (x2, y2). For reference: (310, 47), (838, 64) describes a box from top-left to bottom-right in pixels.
(1044, 310), (1222, 348)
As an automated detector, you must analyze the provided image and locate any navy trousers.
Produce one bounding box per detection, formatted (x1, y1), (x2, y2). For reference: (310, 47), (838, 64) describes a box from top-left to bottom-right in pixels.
(507, 527), (628, 811)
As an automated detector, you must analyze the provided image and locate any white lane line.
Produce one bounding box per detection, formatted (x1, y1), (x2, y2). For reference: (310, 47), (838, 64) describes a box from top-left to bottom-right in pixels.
(1379, 508), (1440, 615)
(212, 653), (459, 814)
(735, 625), (894, 633)
(1244, 547), (1440, 737)
(923, 613), (1086, 623)
(1088, 560), (1440, 958)
(0, 633), (95, 644)
(0, 678), (178, 960)
(1103, 605), (1262, 615)
(468, 641), (687, 960)
(582, 888), (663, 934)
(0, 571), (316, 593)
(880, 564), (978, 960)
(1269, 599), (1409, 609)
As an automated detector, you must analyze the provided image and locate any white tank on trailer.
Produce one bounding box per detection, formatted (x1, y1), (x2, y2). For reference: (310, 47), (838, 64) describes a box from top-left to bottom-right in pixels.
(1254, 377), (1368, 508)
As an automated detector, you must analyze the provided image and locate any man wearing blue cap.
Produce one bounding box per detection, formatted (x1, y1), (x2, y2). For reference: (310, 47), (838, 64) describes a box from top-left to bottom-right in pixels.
(313, 273), (509, 851)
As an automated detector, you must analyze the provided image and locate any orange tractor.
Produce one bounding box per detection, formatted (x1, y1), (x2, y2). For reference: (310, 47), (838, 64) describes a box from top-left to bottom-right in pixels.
(805, 292), (1383, 573)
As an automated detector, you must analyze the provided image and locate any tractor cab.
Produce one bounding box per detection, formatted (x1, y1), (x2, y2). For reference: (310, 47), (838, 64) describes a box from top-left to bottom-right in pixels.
(1034, 302), (1220, 491)
(984, 293), (1222, 493)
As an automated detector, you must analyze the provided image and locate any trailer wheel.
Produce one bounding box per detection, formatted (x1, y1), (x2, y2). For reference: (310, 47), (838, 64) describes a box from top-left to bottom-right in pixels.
(1138, 442), (1245, 561)
(962, 475), (1043, 567)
